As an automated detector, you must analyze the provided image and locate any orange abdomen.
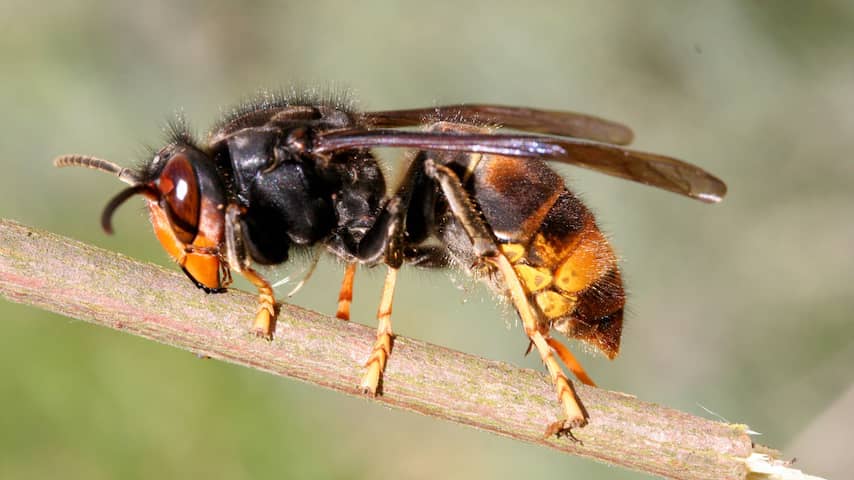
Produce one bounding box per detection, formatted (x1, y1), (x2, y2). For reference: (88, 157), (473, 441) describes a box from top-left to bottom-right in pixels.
(471, 156), (625, 359)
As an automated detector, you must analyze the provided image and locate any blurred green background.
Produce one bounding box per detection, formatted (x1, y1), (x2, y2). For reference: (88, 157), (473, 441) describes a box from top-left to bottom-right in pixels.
(1, 1), (852, 479)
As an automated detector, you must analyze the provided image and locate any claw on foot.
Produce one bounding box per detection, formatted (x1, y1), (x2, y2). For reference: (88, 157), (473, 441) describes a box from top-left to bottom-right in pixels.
(249, 326), (273, 340)
(358, 383), (380, 397)
(358, 372), (381, 396)
(544, 416), (587, 443)
(357, 267), (397, 397)
(250, 302), (276, 340)
(358, 338), (391, 396)
(240, 266), (277, 340)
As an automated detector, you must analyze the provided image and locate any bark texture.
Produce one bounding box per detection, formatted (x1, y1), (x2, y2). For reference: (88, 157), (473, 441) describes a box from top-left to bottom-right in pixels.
(0, 218), (769, 480)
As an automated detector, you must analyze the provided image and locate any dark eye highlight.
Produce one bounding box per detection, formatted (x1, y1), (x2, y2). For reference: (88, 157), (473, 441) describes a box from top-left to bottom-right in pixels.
(157, 152), (200, 244)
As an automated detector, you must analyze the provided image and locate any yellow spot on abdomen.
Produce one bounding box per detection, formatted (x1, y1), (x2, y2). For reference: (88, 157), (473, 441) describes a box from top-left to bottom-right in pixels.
(500, 243), (526, 263)
(536, 290), (576, 319)
(514, 264), (552, 292)
(554, 244), (604, 294)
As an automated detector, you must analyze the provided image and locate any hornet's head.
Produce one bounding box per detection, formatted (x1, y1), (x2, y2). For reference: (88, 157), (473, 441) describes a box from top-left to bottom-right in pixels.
(55, 143), (228, 291)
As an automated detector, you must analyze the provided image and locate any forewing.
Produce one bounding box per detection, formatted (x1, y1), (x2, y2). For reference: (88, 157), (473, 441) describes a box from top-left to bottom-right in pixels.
(361, 104), (634, 145)
(314, 129), (726, 203)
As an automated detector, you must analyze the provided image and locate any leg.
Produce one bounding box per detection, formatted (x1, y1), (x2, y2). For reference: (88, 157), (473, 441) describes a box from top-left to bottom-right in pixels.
(224, 204), (277, 339)
(354, 156), (425, 266)
(492, 254), (588, 436)
(546, 337), (596, 387)
(425, 158), (589, 436)
(359, 267), (398, 395)
(349, 162), (422, 393)
(242, 267), (277, 339)
(423, 159), (495, 258)
(336, 262), (357, 321)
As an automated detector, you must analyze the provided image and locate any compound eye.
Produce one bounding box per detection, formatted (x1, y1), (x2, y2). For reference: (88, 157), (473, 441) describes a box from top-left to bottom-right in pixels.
(157, 153), (200, 244)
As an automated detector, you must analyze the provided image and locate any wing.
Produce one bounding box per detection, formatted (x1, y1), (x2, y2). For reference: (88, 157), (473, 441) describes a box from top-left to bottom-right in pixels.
(361, 104), (634, 145)
(314, 129), (726, 203)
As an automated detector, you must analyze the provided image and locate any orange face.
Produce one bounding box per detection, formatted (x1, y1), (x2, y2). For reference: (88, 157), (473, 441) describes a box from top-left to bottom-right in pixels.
(148, 201), (222, 290)
(145, 150), (227, 291)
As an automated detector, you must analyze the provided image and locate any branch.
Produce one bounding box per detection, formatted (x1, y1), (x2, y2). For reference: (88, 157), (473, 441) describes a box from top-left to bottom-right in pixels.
(0, 218), (818, 480)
